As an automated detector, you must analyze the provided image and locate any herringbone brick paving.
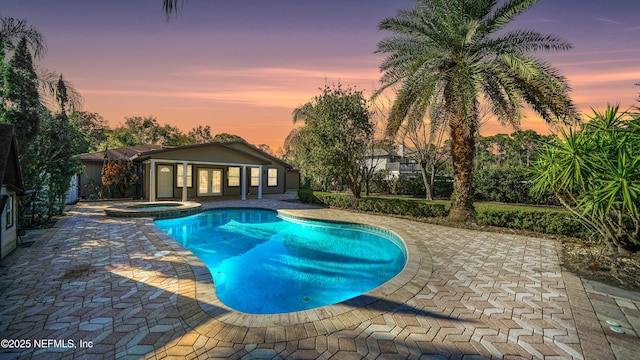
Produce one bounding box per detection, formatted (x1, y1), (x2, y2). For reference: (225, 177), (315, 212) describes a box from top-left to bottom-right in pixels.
(0, 194), (636, 359)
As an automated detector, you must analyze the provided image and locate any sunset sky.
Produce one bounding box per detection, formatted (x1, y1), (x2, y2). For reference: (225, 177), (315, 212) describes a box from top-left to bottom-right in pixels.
(3, 0), (639, 150)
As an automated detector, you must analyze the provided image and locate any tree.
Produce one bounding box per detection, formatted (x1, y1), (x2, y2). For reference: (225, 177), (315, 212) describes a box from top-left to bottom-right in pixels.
(35, 67), (83, 112)
(360, 139), (392, 196)
(2, 36), (41, 143)
(39, 75), (85, 218)
(101, 155), (139, 198)
(376, 0), (576, 221)
(474, 135), (497, 171)
(293, 83), (373, 198)
(212, 132), (245, 143)
(108, 115), (188, 146)
(474, 130), (554, 170)
(359, 100), (391, 196)
(187, 124), (214, 144)
(1, 16), (83, 112)
(0, 18), (87, 224)
(532, 105), (640, 254)
(70, 111), (109, 152)
(401, 112), (449, 200)
(282, 127), (303, 168)
(257, 144), (273, 155)
(1, 36), (44, 223)
(0, 16), (46, 59)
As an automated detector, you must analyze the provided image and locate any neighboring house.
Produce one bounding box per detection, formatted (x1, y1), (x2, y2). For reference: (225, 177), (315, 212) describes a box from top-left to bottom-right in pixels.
(367, 143), (422, 179)
(0, 124), (26, 259)
(74, 141), (299, 201)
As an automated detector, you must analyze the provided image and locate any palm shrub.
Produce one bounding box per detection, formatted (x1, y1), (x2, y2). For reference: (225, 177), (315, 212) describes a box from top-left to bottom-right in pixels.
(532, 105), (640, 254)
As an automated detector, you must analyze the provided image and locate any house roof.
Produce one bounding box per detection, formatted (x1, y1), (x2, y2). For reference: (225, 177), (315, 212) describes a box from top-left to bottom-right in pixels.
(0, 124), (25, 193)
(132, 141), (293, 169)
(224, 141), (293, 169)
(370, 147), (398, 157)
(79, 144), (167, 163)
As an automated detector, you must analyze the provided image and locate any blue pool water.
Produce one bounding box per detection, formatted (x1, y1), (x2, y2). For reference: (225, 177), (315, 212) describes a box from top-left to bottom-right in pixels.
(155, 209), (406, 314)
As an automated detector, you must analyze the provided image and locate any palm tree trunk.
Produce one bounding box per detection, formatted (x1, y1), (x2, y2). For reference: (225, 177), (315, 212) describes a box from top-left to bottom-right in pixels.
(448, 122), (475, 222)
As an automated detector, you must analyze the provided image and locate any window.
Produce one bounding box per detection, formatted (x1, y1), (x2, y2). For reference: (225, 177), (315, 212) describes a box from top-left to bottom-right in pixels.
(250, 168), (260, 187)
(176, 164), (192, 187)
(5, 194), (13, 229)
(267, 168), (278, 187)
(228, 167), (240, 187)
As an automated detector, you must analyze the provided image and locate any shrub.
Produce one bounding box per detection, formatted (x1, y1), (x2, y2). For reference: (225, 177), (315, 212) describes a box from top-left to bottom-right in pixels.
(297, 188), (322, 204)
(433, 176), (453, 199)
(473, 167), (557, 205)
(474, 205), (591, 239)
(531, 105), (640, 253)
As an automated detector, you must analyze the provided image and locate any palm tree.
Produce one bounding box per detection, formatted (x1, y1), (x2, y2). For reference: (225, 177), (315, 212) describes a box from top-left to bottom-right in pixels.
(376, 0), (577, 221)
(1, 16), (83, 111)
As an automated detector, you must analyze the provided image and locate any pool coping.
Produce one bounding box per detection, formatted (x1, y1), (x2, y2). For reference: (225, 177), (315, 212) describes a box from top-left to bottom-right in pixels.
(104, 201), (202, 219)
(142, 207), (432, 334)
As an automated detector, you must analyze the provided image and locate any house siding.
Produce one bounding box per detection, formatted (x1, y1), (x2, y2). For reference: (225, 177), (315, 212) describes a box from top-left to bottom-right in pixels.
(1, 186), (17, 259)
(151, 163), (287, 199)
(286, 170), (300, 190)
(79, 162), (103, 199)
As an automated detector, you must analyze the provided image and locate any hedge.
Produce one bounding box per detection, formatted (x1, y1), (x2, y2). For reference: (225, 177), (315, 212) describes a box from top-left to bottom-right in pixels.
(298, 189), (593, 239)
(297, 189), (447, 217)
(474, 205), (591, 239)
(473, 167), (558, 205)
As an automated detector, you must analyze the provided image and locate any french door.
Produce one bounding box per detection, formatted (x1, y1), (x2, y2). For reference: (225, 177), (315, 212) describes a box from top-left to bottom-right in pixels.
(197, 169), (222, 196)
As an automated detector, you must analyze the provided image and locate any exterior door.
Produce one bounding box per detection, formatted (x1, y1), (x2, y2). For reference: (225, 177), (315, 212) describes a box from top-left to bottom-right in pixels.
(197, 169), (222, 196)
(157, 165), (174, 198)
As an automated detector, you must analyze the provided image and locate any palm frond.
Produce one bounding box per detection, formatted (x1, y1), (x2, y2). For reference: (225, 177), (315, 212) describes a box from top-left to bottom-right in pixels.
(35, 66), (84, 112)
(481, 30), (573, 55)
(483, 0), (539, 34)
(162, 0), (185, 20)
(0, 16), (47, 59)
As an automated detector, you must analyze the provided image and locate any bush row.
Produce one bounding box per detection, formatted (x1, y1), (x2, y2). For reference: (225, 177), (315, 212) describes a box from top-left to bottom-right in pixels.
(474, 206), (591, 239)
(298, 189), (448, 217)
(299, 189), (592, 239)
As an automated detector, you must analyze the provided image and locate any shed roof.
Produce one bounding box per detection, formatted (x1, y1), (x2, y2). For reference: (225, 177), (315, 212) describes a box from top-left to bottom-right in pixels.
(79, 144), (166, 162)
(0, 124), (25, 193)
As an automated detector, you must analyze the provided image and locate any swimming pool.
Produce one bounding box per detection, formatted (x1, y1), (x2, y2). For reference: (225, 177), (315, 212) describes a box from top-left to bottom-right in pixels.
(154, 208), (407, 314)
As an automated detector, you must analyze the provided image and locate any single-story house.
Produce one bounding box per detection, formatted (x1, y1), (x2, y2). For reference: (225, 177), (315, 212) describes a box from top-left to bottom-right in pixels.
(0, 124), (26, 259)
(73, 141), (299, 201)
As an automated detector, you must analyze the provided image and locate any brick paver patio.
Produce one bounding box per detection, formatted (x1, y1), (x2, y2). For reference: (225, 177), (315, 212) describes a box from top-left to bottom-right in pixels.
(1, 194), (639, 359)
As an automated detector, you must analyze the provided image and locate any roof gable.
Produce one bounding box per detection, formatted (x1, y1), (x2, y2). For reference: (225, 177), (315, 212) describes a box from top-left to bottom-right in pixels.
(223, 141), (292, 168)
(0, 124), (25, 192)
(133, 142), (264, 165)
(132, 141), (293, 168)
